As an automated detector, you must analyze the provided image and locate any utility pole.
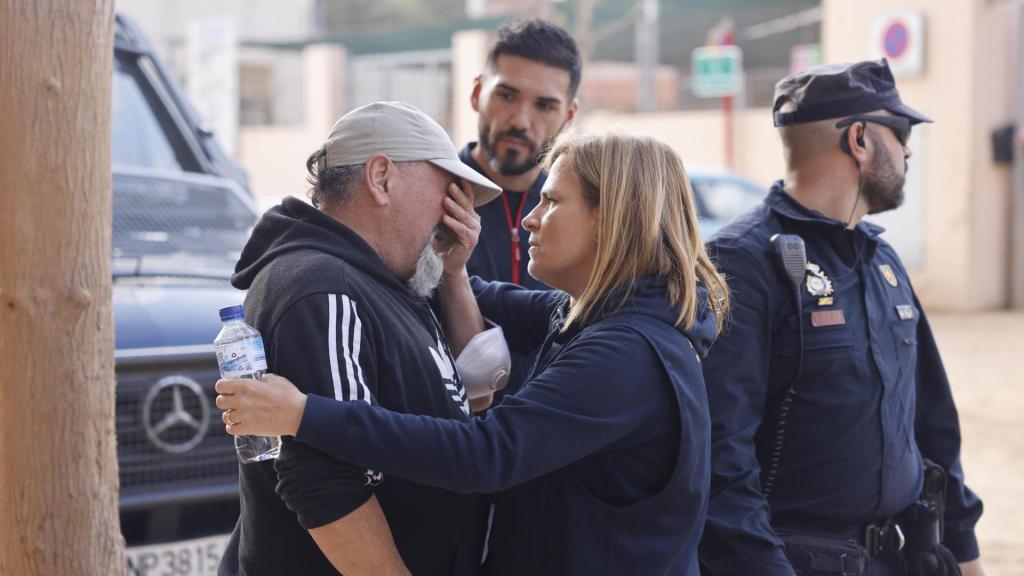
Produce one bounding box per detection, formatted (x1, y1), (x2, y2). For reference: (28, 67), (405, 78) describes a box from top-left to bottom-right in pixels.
(706, 15), (737, 169)
(635, 0), (659, 112)
(574, 0), (597, 67)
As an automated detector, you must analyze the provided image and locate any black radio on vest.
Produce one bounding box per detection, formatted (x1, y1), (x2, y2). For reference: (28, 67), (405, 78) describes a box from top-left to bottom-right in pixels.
(763, 233), (807, 497)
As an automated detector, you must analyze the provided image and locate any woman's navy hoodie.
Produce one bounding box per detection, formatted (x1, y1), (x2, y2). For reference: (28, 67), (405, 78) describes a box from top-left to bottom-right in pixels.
(297, 277), (717, 575)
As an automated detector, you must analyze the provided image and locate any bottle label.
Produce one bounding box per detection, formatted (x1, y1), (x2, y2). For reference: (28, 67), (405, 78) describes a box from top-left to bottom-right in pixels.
(217, 336), (268, 378)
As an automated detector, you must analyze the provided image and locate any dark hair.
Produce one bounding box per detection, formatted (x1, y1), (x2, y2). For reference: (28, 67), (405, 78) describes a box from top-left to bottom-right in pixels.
(487, 18), (582, 98)
(305, 149), (363, 208)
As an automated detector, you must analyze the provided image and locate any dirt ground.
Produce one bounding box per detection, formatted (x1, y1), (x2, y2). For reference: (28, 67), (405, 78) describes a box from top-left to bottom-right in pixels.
(930, 311), (1024, 575)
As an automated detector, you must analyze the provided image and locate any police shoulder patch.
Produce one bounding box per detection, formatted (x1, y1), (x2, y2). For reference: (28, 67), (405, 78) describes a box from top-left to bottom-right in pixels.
(879, 264), (899, 287)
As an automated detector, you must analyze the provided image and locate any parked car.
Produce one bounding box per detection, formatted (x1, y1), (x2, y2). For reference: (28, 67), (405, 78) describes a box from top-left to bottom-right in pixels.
(688, 167), (768, 239)
(113, 14), (250, 576)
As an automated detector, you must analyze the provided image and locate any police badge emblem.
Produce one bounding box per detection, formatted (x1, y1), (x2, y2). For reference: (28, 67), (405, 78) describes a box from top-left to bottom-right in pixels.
(879, 264), (899, 287)
(805, 262), (833, 297)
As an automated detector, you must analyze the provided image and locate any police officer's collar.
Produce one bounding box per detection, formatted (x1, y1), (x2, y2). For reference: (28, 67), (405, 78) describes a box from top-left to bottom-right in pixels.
(766, 181), (885, 237)
(767, 181), (884, 264)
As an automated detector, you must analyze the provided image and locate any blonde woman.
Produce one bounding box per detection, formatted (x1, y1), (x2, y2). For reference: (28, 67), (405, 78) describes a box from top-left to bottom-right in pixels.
(217, 132), (729, 575)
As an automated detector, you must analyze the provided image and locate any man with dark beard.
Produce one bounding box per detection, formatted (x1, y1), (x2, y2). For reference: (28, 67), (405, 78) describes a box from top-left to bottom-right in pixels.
(220, 101), (503, 576)
(456, 19), (580, 401)
(699, 60), (986, 576)
(459, 19), (579, 290)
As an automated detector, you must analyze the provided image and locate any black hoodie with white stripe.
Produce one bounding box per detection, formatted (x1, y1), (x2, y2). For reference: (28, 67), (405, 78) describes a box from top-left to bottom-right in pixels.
(220, 197), (484, 576)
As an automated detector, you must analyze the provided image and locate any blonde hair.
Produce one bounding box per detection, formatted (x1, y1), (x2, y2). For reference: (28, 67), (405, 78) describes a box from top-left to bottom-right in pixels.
(545, 132), (729, 334)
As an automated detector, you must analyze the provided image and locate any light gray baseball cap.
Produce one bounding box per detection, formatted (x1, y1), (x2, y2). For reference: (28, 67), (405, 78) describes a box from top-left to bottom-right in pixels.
(315, 101), (502, 206)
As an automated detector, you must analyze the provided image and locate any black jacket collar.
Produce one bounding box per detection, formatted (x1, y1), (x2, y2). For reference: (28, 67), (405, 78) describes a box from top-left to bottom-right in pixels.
(765, 180), (883, 264)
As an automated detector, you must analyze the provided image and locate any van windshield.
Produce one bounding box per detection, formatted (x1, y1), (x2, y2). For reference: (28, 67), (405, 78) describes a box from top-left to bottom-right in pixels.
(112, 55), (186, 172)
(111, 172), (255, 280)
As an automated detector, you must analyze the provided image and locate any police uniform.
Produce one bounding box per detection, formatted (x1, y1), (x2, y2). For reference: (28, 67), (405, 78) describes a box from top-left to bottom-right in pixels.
(698, 60), (983, 576)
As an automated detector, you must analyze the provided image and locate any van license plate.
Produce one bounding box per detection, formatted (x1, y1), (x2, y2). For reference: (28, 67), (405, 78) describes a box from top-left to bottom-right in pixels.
(126, 533), (230, 576)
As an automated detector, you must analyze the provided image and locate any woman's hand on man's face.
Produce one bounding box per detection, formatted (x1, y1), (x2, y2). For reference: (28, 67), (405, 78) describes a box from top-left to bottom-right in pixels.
(437, 180), (480, 280)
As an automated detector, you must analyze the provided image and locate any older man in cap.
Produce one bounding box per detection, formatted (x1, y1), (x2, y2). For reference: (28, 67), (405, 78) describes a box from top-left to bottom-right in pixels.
(699, 60), (985, 576)
(218, 101), (501, 576)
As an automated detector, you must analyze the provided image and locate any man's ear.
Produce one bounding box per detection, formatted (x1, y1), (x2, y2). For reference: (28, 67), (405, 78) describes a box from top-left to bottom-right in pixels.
(845, 122), (870, 165)
(363, 154), (394, 207)
(470, 75), (483, 113)
(561, 97), (580, 131)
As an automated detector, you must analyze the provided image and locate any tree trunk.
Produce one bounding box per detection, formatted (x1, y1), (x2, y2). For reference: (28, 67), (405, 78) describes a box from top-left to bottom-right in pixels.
(0, 1), (122, 575)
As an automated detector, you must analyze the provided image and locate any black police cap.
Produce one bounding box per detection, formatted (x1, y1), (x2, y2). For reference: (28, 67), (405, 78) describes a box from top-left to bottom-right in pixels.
(772, 58), (933, 127)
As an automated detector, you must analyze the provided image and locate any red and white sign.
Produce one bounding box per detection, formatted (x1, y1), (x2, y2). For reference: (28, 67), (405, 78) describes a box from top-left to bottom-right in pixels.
(871, 11), (924, 77)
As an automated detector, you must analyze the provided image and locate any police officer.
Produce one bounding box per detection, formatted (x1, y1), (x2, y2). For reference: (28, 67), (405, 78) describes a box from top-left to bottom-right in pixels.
(698, 60), (985, 576)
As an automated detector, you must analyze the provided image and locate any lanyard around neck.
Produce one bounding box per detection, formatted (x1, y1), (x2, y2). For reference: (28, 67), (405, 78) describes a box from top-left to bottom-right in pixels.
(500, 192), (529, 285)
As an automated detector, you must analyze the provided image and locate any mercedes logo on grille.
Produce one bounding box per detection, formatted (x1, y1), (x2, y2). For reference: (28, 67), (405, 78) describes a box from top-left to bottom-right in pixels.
(142, 375), (211, 454)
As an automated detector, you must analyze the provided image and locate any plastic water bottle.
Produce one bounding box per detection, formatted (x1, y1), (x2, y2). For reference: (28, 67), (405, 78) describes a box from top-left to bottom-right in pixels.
(214, 305), (280, 463)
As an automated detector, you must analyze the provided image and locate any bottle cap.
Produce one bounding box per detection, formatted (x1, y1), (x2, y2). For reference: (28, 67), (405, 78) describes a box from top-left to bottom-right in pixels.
(219, 305), (245, 322)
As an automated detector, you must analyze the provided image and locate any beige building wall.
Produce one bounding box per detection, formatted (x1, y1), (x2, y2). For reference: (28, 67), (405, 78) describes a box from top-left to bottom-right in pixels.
(237, 44), (347, 211)
(452, 30), (491, 149)
(583, 0), (1020, 312)
(578, 62), (682, 112)
(822, 0), (1018, 310)
(971, 3), (1018, 308)
(580, 108), (783, 189)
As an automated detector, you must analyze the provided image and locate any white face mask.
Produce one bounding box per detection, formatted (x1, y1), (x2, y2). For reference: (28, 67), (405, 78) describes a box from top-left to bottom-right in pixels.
(455, 325), (511, 400)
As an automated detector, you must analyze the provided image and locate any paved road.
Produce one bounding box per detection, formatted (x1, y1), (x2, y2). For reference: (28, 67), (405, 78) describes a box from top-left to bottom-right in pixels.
(930, 311), (1024, 575)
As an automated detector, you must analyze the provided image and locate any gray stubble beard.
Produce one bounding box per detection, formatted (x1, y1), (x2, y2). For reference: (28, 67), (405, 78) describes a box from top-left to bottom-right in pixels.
(407, 227), (444, 299)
